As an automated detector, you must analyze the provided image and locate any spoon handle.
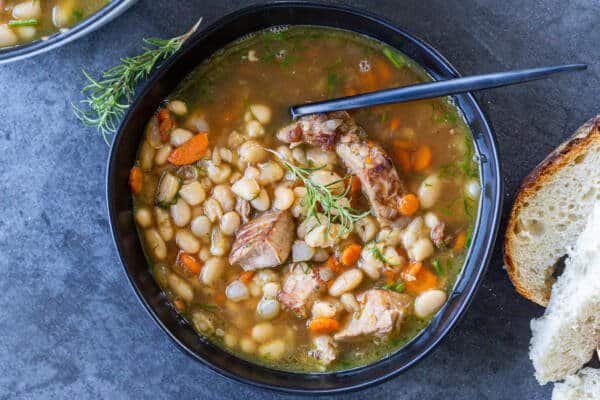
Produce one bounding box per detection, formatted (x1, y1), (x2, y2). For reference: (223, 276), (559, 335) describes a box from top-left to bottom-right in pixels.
(290, 64), (587, 119)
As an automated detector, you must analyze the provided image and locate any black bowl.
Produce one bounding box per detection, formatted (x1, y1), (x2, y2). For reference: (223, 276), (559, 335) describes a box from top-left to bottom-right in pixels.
(0, 0), (137, 64)
(107, 2), (502, 394)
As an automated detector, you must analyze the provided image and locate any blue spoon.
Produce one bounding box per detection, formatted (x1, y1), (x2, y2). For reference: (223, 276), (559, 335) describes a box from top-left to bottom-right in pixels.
(290, 64), (587, 119)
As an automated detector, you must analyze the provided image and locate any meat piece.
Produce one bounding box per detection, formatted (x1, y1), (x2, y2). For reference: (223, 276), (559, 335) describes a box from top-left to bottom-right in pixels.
(278, 262), (326, 317)
(229, 210), (294, 270)
(334, 289), (411, 341)
(308, 335), (337, 365)
(277, 112), (406, 224)
(430, 221), (447, 248)
(235, 198), (251, 224)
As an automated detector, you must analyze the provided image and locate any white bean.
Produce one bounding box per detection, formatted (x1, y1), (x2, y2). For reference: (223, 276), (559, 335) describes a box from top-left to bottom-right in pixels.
(13, 1), (41, 19)
(226, 280), (250, 302)
(292, 147), (307, 166)
(253, 269), (280, 285)
(210, 227), (230, 256)
(154, 207), (174, 241)
(170, 128), (194, 147)
(250, 189), (270, 211)
(139, 141), (155, 171)
(418, 174), (442, 209)
(134, 208), (152, 228)
(246, 120), (265, 138)
(309, 170), (344, 194)
(238, 140), (268, 164)
(176, 230), (201, 254)
(200, 257), (226, 285)
(212, 184), (235, 212)
(424, 212), (440, 229)
(198, 246), (211, 262)
(15, 26), (36, 41)
(414, 290), (447, 318)
(190, 215), (211, 240)
(340, 293), (359, 313)
(167, 273), (194, 302)
(228, 130), (245, 149)
(409, 238), (434, 262)
(244, 166), (260, 180)
(273, 186), (294, 210)
(207, 162), (232, 184)
(257, 298), (281, 320)
(328, 268), (364, 297)
(258, 162), (284, 185)
(355, 216), (378, 243)
(0, 25), (17, 47)
(203, 198), (223, 223)
(154, 145), (172, 166)
(306, 147), (337, 167)
(232, 178), (260, 201)
(262, 282), (281, 298)
(191, 311), (213, 333)
(313, 249), (329, 262)
(358, 245), (383, 280)
(311, 301), (337, 319)
(144, 229), (166, 260)
(168, 100), (188, 116)
(249, 104), (272, 124)
(170, 198), (192, 227)
(220, 211), (241, 235)
(178, 181), (206, 206)
(240, 337), (257, 353)
(292, 240), (315, 262)
(258, 339), (286, 360)
(51, 5), (71, 28)
(251, 322), (274, 343)
(465, 178), (481, 200)
(224, 333), (238, 348)
(377, 227), (403, 246)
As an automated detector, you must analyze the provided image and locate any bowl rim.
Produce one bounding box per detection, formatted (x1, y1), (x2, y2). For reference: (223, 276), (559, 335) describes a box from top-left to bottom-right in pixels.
(107, 1), (503, 394)
(0, 0), (137, 64)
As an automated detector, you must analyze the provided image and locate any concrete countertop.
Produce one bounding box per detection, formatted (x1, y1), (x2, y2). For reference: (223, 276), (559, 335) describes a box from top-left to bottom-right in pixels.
(0, 1), (598, 398)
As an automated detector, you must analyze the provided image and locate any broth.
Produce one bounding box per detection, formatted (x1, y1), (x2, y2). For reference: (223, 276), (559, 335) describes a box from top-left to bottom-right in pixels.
(130, 26), (479, 372)
(0, 0), (109, 48)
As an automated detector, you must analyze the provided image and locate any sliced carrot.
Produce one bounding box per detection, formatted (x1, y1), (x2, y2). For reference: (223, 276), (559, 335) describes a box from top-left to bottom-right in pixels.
(389, 117), (401, 131)
(129, 166), (143, 195)
(405, 265), (438, 294)
(308, 317), (340, 334)
(326, 256), (343, 274)
(405, 261), (423, 277)
(239, 270), (255, 283)
(412, 144), (432, 172)
(392, 139), (414, 150)
(341, 244), (362, 267)
(344, 87), (358, 96)
(383, 269), (396, 285)
(157, 108), (173, 142)
(396, 149), (412, 172)
(361, 70), (378, 92)
(375, 58), (392, 84)
(398, 193), (420, 216)
(167, 132), (209, 165)
(365, 155), (372, 164)
(173, 299), (186, 311)
(179, 253), (202, 274)
(454, 231), (467, 251)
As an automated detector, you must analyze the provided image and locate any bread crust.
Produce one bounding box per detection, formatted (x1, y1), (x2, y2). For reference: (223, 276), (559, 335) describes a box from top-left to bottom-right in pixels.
(504, 115), (600, 306)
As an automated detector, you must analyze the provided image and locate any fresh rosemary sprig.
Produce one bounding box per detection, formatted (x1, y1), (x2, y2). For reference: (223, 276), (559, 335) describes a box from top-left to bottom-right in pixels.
(73, 19), (203, 144)
(268, 149), (368, 236)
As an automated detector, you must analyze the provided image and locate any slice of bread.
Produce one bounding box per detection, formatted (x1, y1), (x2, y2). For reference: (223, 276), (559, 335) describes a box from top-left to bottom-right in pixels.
(505, 115), (600, 306)
(529, 203), (600, 384)
(552, 368), (600, 400)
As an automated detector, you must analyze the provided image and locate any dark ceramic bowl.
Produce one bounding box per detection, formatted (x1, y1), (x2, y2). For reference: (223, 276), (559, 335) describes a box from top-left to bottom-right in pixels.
(107, 2), (502, 394)
(0, 0), (137, 64)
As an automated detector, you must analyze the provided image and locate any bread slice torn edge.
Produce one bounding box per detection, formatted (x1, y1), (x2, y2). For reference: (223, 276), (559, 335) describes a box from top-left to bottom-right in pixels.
(504, 115), (600, 306)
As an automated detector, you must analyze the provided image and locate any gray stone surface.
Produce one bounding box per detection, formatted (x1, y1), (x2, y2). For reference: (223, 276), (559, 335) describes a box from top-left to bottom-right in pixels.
(0, 0), (598, 399)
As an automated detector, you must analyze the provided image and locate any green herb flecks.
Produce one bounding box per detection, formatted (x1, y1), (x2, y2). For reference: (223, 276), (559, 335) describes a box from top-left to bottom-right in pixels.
(72, 9), (84, 22)
(198, 303), (218, 312)
(432, 258), (444, 275)
(8, 19), (38, 27)
(325, 58), (343, 97)
(382, 47), (405, 69)
(73, 19), (203, 143)
(268, 150), (368, 236)
(459, 134), (479, 178)
(383, 281), (406, 293)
